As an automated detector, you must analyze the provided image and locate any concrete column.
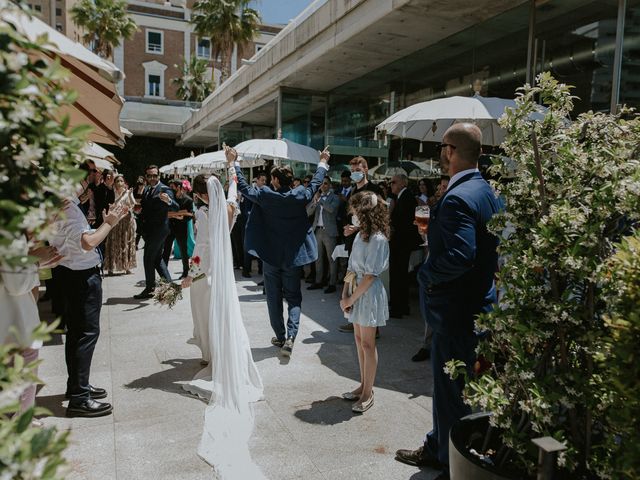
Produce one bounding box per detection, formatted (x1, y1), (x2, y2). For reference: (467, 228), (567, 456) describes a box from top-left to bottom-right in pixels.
(184, 29), (190, 60)
(113, 42), (125, 95)
(231, 43), (238, 74)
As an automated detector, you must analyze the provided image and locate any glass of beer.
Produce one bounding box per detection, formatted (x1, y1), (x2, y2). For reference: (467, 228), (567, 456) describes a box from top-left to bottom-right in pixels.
(415, 205), (430, 246)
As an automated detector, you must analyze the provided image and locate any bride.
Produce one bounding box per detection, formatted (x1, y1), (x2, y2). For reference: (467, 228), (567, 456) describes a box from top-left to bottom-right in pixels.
(181, 152), (264, 479)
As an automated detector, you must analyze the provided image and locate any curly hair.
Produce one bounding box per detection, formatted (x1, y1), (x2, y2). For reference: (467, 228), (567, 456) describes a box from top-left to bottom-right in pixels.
(349, 191), (389, 241)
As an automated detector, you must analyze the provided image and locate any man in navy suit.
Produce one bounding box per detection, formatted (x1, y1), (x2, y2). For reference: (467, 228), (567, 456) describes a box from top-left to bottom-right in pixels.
(395, 123), (503, 477)
(134, 165), (178, 299)
(228, 146), (330, 357)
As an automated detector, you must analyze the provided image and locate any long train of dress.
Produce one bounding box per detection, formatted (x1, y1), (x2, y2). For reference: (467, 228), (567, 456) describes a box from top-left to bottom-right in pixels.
(182, 175), (264, 479)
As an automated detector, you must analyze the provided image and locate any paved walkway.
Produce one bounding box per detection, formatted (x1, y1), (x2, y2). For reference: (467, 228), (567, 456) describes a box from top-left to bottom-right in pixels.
(37, 253), (439, 480)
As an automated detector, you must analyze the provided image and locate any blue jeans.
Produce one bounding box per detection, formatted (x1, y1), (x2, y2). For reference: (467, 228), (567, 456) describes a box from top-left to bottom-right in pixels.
(263, 262), (302, 341)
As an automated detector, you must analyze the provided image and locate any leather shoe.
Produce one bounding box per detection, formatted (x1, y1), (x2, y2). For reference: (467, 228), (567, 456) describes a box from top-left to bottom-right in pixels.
(412, 347), (431, 362)
(65, 385), (107, 400)
(338, 323), (354, 333)
(352, 392), (374, 413)
(395, 446), (442, 469)
(66, 399), (113, 418)
(133, 289), (153, 299)
(280, 337), (294, 357)
(324, 285), (336, 294)
(307, 283), (324, 290)
(271, 337), (285, 348)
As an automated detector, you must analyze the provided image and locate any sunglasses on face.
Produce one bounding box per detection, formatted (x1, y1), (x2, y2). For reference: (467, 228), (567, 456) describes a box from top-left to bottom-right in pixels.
(146, 174), (159, 178)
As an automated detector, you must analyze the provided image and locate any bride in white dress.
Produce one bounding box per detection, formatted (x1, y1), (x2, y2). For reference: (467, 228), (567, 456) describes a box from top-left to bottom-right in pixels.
(181, 160), (264, 479)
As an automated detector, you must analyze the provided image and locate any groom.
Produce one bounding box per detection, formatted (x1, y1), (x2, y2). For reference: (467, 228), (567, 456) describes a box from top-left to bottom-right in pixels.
(228, 146), (330, 357)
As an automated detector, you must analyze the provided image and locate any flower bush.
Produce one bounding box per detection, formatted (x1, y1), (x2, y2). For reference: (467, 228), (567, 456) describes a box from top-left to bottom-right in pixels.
(600, 232), (640, 479)
(1, 3), (89, 268)
(449, 73), (640, 477)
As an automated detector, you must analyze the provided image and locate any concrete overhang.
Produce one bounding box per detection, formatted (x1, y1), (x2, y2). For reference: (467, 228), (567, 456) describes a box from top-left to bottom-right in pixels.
(178, 0), (526, 147)
(121, 100), (195, 139)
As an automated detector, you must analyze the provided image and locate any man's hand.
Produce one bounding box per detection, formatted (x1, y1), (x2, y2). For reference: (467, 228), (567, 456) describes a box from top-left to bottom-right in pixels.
(159, 192), (171, 205)
(319, 146), (330, 164)
(181, 276), (193, 289)
(224, 144), (238, 165)
(344, 224), (358, 237)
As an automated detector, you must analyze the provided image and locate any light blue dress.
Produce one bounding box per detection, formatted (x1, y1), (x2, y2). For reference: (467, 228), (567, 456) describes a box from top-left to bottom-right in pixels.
(347, 232), (390, 327)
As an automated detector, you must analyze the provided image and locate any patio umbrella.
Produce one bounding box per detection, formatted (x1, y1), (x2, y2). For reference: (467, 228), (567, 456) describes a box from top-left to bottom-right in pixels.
(82, 141), (118, 170)
(3, 7), (126, 147)
(185, 150), (266, 173)
(159, 156), (194, 175)
(376, 94), (545, 146)
(370, 161), (440, 180)
(233, 138), (321, 165)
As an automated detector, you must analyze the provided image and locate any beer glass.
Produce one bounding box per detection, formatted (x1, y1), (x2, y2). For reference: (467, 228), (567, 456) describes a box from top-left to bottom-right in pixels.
(415, 205), (430, 247)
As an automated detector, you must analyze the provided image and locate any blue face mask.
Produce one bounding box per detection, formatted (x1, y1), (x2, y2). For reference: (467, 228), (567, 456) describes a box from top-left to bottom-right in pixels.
(350, 171), (365, 183)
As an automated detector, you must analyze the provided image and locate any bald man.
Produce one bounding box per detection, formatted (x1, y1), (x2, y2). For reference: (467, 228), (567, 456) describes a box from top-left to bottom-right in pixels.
(395, 123), (503, 477)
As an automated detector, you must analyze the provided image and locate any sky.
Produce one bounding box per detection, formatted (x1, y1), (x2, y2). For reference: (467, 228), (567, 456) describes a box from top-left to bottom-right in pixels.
(248, 0), (315, 25)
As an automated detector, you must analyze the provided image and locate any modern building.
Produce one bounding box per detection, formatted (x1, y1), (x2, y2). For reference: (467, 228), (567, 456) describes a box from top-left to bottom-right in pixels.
(26, 0), (82, 40)
(177, 0), (640, 169)
(114, 0), (281, 139)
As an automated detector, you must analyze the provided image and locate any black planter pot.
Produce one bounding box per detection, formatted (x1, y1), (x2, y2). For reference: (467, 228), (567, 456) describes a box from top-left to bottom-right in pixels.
(449, 412), (520, 480)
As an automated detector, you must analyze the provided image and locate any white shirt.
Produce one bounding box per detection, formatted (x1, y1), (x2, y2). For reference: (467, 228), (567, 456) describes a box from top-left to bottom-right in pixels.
(51, 198), (101, 270)
(448, 168), (479, 190)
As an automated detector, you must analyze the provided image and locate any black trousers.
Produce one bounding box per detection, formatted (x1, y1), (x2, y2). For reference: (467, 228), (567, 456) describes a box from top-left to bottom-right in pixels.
(58, 266), (102, 404)
(231, 220), (245, 268)
(162, 227), (189, 276)
(389, 244), (412, 313)
(143, 229), (171, 289)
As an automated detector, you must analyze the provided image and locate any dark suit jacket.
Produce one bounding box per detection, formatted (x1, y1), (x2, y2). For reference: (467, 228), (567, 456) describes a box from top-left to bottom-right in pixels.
(425, 171), (503, 335)
(390, 189), (421, 250)
(235, 165), (327, 267)
(140, 182), (177, 236)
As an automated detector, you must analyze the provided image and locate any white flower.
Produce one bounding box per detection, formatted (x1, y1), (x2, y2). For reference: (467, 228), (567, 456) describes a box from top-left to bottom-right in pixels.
(20, 204), (47, 231)
(14, 145), (44, 168)
(5, 51), (29, 71)
(8, 102), (34, 124)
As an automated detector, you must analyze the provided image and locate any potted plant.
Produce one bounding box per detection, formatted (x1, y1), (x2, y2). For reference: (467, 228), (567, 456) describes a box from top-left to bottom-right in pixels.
(447, 73), (640, 479)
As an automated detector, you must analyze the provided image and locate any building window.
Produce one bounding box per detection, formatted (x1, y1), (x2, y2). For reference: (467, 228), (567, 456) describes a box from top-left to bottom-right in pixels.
(255, 43), (265, 54)
(146, 29), (163, 54)
(197, 37), (211, 59)
(143, 60), (167, 99)
(56, 7), (61, 15)
(148, 75), (161, 97)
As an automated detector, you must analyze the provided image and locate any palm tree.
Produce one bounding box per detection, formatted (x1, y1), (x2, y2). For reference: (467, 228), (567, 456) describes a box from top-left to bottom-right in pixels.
(71, 0), (137, 59)
(172, 56), (214, 102)
(191, 0), (261, 83)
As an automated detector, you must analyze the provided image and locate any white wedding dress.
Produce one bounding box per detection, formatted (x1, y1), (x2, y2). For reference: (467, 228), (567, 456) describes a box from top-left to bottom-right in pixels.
(183, 174), (265, 479)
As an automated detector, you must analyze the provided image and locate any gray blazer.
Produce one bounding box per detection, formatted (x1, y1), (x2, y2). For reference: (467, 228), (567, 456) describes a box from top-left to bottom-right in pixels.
(306, 191), (340, 237)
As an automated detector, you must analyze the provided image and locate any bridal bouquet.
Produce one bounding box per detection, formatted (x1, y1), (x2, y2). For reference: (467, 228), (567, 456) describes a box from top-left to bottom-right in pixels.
(153, 256), (206, 309)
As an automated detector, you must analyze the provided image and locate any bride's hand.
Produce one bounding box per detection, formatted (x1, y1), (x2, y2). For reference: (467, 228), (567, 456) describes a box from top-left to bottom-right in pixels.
(181, 276), (193, 289)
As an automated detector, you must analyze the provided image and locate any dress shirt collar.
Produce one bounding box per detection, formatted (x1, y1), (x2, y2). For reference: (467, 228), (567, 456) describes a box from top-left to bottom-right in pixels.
(448, 168), (479, 190)
(397, 187), (407, 199)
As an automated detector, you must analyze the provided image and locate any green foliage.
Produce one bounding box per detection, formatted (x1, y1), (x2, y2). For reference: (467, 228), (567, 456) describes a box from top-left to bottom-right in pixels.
(71, 0), (137, 59)
(172, 55), (213, 103)
(456, 73), (640, 477)
(601, 232), (640, 479)
(191, 0), (260, 83)
(1, 4), (89, 268)
(0, 322), (70, 479)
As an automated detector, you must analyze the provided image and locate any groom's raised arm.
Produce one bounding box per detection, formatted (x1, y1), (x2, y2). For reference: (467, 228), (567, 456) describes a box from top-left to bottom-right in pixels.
(302, 147), (330, 202)
(234, 165), (262, 204)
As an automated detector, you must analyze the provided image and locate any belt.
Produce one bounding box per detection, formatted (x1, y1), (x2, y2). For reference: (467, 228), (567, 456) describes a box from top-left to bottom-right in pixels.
(59, 265), (100, 274)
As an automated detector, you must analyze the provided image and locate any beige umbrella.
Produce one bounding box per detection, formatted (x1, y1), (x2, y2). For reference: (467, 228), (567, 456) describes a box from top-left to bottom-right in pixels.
(82, 141), (119, 170)
(3, 6), (126, 147)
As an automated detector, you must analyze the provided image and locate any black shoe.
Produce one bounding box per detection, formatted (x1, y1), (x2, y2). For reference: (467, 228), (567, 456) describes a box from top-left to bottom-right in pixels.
(134, 289), (153, 300)
(271, 337), (285, 348)
(66, 399), (113, 418)
(395, 446), (442, 469)
(305, 276), (314, 284)
(412, 347), (431, 362)
(65, 385), (107, 400)
(307, 283), (323, 290)
(242, 271), (252, 278)
(338, 323), (354, 333)
(324, 285), (336, 294)
(281, 337), (294, 357)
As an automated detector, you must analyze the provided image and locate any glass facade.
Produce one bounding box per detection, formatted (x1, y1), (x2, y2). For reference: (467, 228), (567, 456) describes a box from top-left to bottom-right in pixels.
(216, 0), (639, 166)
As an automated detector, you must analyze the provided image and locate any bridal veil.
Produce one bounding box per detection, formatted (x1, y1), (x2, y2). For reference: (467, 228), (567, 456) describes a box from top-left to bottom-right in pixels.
(196, 175), (264, 478)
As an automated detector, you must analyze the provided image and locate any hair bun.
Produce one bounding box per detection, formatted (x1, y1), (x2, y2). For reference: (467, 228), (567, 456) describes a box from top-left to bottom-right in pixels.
(370, 193), (378, 207)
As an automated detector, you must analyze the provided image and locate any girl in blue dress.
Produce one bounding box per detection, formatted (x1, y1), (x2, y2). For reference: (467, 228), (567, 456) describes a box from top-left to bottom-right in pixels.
(339, 191), (390, 413)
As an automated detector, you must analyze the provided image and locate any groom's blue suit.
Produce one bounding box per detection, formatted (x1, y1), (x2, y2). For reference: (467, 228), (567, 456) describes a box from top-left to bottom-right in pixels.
(235, 164), (327, 341)
(422, 170), (503, 466)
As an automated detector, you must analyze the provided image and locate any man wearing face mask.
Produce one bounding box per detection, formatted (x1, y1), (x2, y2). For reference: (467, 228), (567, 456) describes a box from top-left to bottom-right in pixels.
(337, 156), (383, 334)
